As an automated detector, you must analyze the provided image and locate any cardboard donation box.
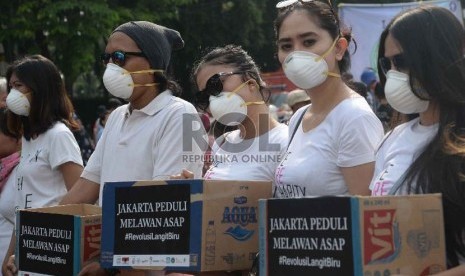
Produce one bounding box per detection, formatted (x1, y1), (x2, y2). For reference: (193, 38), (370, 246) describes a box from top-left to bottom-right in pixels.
(17, 204), (102, 276)
(259, 194), (446, 276)
(100, 179), (271, 272)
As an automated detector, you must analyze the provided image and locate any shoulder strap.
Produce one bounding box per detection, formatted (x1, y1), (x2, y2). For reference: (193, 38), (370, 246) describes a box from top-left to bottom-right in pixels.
(288, 107), (308, 149)
(388, 169), (409, 195)
(381, 122), (412, 195)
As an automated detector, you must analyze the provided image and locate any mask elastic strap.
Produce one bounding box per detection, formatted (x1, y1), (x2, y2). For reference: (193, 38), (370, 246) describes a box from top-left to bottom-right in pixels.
(131, 83), (159, 88)
(315, 36), (342, 79)
(326, 72), (341, 78)
(226, 80), (253, 98)
(123, 69), (164, 75)
(241, 101), (265, 107)
(226, 79), (265, 107)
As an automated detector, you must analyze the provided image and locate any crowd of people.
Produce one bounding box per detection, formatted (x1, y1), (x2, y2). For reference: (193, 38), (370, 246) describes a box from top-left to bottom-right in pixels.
(0, 1), (463, 275)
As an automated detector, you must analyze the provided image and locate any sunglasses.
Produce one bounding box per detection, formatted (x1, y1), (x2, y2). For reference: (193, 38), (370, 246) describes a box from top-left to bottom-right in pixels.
(101, 51), (146, 67)
(276, 0), (339, 29)
(195, 71), (244, 111)
(379, 54), (407, 74)
(277, 0), (331, 8)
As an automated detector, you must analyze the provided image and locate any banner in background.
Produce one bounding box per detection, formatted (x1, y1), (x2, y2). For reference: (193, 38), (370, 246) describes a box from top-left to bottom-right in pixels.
(339, 0), (463, 82)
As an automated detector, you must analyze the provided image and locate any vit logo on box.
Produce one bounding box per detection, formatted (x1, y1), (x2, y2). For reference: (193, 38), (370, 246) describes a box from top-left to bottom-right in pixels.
(83, 224), (101, 261)
(260, 195), (447, 276)
(363, 209), (400, 265)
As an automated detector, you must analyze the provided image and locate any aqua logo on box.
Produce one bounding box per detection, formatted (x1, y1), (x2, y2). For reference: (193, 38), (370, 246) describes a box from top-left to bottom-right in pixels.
(222, 196), (257, 241)
(363, 209), (401, 265)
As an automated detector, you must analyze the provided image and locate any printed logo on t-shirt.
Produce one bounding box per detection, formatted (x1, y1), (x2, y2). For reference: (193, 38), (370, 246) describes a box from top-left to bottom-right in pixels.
(272, 183), (306, 198)
(28, 149), (43, 163)
(372, 164), (394, 196)
(273, 151), (307, 198)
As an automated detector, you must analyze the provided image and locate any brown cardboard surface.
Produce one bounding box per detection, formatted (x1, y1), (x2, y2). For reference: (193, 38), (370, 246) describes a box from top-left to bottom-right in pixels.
(101, 179), (271, 272)
(20, 204), (101, 216)
(359, 194), (446, 275)
(201, 180), (271, 271)
(259, 194), (446, 276)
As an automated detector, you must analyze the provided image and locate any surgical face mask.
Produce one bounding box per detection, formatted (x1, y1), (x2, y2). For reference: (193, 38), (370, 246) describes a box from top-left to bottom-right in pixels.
(102, 63), (163, 100)
(6, 89), (30, 116)
(282, 37), (341, 89)
(209, 80), (264, 126)
(384, 70), (429, 114)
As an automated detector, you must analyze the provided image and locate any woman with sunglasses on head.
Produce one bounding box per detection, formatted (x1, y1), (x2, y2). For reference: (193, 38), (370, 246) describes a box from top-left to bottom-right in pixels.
(2, 55), (84, 275)
(370, 6), (465, 274)
(273, 0), (384, 198)
(176, 44), (288, 191)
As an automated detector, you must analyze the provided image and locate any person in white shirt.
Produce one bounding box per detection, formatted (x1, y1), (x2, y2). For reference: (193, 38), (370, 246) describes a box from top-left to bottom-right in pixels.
(272, 0), (384, 198)
(57, 21), (205, 276)
(0, 109), (21, 268)
(173, 44), (288, 276)
(371, 6), (465, 273)
(2, 55), (84, 275)
(186, 45), (288, 185)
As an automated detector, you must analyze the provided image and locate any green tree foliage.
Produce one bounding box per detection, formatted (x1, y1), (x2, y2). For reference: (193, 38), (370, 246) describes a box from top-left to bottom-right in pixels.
(0, 0), (119, 95)
(1, 0), (462, 101)
(168, 0), (273, 100)
(0, 0), (193, 97)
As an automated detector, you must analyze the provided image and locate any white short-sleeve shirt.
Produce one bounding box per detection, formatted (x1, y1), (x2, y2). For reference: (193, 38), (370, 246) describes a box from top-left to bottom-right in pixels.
(274, 96), (384, 198)
(204, 123), (288, 183)
(15, 122), (83, 210)
(82, 90), (206, 205)
(0, 168), (16, 265)
(369, 117), (438, 195)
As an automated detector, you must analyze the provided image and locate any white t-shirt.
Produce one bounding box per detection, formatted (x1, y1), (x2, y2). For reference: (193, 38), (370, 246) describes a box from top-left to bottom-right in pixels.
(0, 169), (16, 265)
(274, 97), (384, 198)
(15, 122), (83, 210)
(370, 117), (438, 196)
(82, 90), (206, 205)
(204, 124), (288, 183)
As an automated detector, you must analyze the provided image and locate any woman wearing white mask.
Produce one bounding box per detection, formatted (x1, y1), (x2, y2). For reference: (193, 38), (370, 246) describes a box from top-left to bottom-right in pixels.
(186, 45), (288, 184)
(4, 22), (206, 276)
(273, 0), (384, 198)
(59, 21), (205, 208)
(371, 6), (465, 273)
(2, 55), (83, 275)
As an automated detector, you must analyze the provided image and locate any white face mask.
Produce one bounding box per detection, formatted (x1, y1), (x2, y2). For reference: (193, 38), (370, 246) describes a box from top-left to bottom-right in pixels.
(6, 89), (30, 116)
(209, 81), (264, 126)
(282, 37), (341, 89)
(384, 70), (429, 114)
(102, 63), (162, 100)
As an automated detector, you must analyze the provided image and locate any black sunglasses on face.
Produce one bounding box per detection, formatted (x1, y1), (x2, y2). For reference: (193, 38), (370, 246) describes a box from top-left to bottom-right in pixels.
(101, 51), (146, 67)
(379, 54), (407, 74)
(195, 71), (244, 111)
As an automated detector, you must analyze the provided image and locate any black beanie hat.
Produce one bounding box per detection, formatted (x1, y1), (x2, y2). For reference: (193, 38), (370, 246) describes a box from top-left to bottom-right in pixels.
(113, 21), (184, 71)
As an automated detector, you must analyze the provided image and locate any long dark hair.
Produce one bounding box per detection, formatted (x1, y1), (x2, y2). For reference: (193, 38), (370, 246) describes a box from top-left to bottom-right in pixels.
(153, 64), (182, 97)
(6, 55), (79, 140)
(274, 0), (354, 74)
(378, 6), (465, 267)
(0, 108), (20, 141)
